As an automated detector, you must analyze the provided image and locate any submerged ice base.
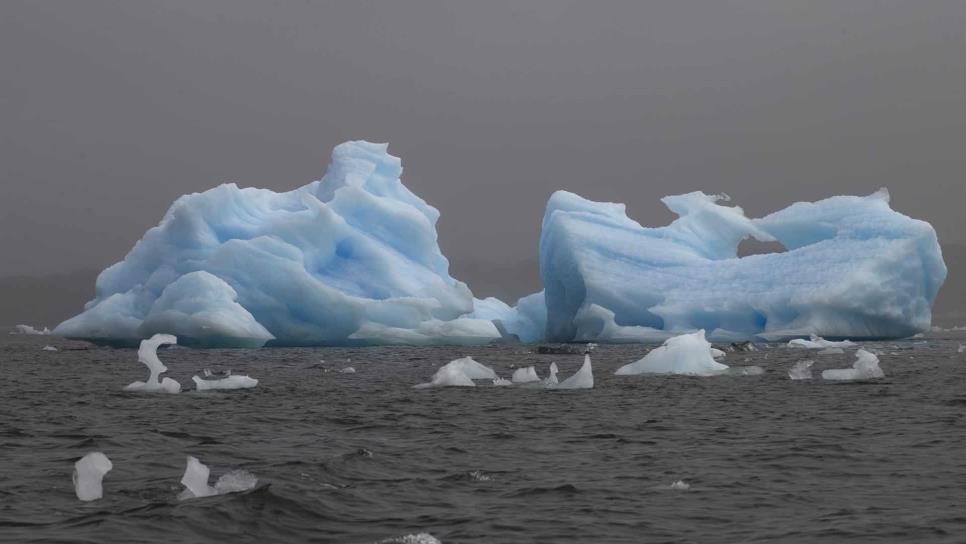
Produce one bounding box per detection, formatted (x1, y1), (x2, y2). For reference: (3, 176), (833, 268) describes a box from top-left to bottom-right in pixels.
(539, 188), (945, 343)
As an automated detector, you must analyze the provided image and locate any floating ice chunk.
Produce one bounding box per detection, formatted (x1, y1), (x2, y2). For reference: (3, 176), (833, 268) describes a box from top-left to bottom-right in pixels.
(723, 365), (765, 376)
(959, 344), (965, 354)
(340, 367), (356, 374)
(443, 356), (497, 380)
(710, 347), (726, 359)
(73, 452), (112, 501)
(123, 333), (181, 393)
(539, 189), (944, 343)
(179, 456), (257, 500)
(554, 355), (594, 389)
(191, 374), (258, 391)
(788, 360), (814, 380)
(729, 341), (758, 352)
(669, 480), (690, 490)
(13, 324), (51, 335)
(787, 335), (856, 349)
(817, 347), (845, 355)
(42, 345), (58, 351)
(379, 534), (442, 544)
(543, 362), (559, 386)
(414, 357), (494, 388)
(491, 377), (513, 386)
(511, 366), (541, 384)
(615, 330), (729, 376)
(821, 349), (885, 381)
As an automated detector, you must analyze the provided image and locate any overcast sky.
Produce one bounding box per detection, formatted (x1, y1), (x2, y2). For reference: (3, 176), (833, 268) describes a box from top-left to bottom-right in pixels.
(2, 1), (964, 301)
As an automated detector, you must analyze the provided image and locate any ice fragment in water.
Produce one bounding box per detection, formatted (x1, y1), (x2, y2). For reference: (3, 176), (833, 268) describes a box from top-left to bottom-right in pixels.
(787, 335), (856, 349)
(491, 377), (513, 386)
(788, 360), (814, 380)
(179, 456), (257, 499)
(511, 366), (540, 383)
(669, 480), (690, 490)
(959, 344), (965, 354)
(124, 334), (181, 393)
(554, 355), (594, 389)
(73, 452), (112, 501)
(615, 330), (728, 376)
(543, 362), (559, 385)
(192, 374), (258, 391)
(42, 345), (57, 351)
(821, 349), (884, 381)
(414, 357), (494, 388)
(380, 534), (442, 544)
(13, 324), (50, 335)
(340, 367), (356, 374)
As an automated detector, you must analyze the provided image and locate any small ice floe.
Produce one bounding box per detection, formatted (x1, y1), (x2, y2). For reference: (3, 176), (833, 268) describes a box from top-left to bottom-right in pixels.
(340, 367), (356, 374)
(179, 456), (257, 500)
(414, 356), (496, 388)
(553, 355), (594, 389)
(669, 480), (690, 491)
(13, 324), (51, 335)
(73, 452), (112, 501)
(511, 366), (541, 384)
(729, 341), (758, 352)
(821, 349), (884, 381)
(192, 374), (258, 391)
(787, 334), (856, 349)
(543, 362), (559, 386)
(42, 345), (58, 352)
(491, 377), (513, 386)
(817, 347), (845, 355)
(379, 534), (442, 544)
(788, 360), (814, 380)
(124, 334), (181, 394)
(615, 330), (728, 376)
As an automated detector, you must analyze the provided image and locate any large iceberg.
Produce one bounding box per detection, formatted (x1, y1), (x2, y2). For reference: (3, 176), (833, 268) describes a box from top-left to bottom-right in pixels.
(55, 141), (502, 347)
(539, 188), (946, 342)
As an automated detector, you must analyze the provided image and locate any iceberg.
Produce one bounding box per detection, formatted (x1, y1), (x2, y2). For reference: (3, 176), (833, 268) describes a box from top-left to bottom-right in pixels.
(615, 330), (729, 376)
(54, 141), (501, 348)
(539, 188), (946, 343)
(124, 333), (181, 393)
(179, 455), (257, 499)
(821, 349), (885, 381)
(73, 452), (112, 501)
(553, 354), (594, 389)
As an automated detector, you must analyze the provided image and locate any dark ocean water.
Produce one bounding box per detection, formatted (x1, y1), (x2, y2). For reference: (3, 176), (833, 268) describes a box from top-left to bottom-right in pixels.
(2, 332), (966, 543)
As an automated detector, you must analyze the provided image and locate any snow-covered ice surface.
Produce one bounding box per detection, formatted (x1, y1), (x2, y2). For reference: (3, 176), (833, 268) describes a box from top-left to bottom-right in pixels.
(538, 188), (945, 343)
(191, 374), (258, 391)
(73, 452), (112, 501)
(615, 331), (729, 376)
(54, 141), (501, 348)
(178, 456), (257, 500)
(822, 349), (885, 381)
(123, 333), (181, 393)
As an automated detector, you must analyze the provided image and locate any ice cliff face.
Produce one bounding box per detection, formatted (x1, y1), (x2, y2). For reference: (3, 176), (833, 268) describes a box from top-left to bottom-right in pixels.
(55, 141), (500, 347)
(539, 188), (946, 342)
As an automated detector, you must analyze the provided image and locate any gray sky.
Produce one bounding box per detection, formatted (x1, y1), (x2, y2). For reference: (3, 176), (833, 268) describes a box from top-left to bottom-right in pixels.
(2, 1), (964, 305)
